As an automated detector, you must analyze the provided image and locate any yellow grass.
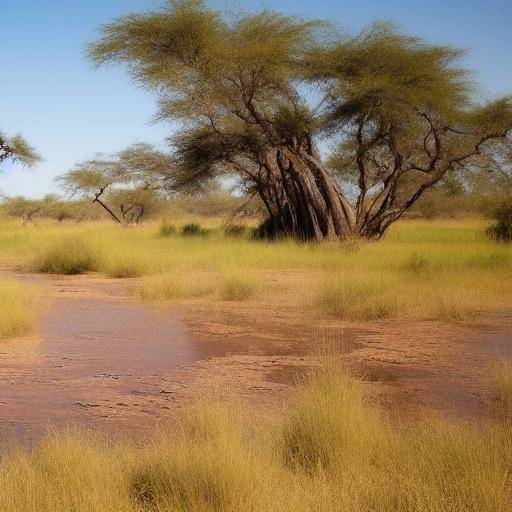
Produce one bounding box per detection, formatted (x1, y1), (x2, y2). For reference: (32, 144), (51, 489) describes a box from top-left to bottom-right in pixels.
(0, 217), (509, 322)
(0, 281), (42, 339)
(0, 367), (510, 512)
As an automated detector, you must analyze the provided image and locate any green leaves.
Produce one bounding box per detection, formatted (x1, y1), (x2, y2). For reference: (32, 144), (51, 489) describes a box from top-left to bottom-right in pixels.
(0, 132), (41, 167)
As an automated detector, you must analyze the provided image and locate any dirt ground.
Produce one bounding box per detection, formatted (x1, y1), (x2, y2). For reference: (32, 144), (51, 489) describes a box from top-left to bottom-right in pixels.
(0, 271), (510, 445)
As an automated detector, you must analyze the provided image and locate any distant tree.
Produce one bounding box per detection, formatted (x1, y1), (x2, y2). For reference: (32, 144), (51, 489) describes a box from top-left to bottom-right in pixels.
(89, 0), (512, 240)
(58, 143), (176, 223)
(1, 196), (42, 222)
(0, 131), (40, 167)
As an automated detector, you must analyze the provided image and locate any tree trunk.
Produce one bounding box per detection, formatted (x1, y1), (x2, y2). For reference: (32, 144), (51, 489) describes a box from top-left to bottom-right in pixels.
(256, 147), (356, 241)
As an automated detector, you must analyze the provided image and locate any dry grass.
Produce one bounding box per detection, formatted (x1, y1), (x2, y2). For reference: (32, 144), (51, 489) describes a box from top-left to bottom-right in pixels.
(0, 281), (42, 339)
(492, 361), (512, 421)
(0, 217), (509, 322)
(0, 367), (510, 511)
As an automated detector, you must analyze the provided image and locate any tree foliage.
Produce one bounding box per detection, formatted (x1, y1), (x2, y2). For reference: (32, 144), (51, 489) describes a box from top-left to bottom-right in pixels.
(88, 0), (512, 239)
(59, 143), (176, 223)
(0, 131), (40, 167)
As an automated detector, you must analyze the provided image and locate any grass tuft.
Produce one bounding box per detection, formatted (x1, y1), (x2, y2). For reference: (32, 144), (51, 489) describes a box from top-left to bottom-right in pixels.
(181, 223), (209, 237)
(492, 361), (512, 421)
(219, 272), (261, 301)
(158, 221), (176, 238)
(314, 276), (398, 320)
(0, 281), (41, 339)
(31, 236), (99, 275)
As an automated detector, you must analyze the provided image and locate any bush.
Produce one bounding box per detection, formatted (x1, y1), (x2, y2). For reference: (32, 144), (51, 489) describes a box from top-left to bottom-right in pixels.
(181, 223), (208, 237)
(158, 221), (176, 238)
(487, 202), (512, 241)
(32, 237), (99, 275)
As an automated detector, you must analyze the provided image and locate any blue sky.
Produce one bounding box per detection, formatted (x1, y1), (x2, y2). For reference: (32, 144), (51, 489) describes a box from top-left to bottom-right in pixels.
(1, 0), (511, 198)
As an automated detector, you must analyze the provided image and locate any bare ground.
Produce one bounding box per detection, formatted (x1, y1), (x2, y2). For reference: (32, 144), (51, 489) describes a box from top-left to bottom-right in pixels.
(0, 272), (510, 444)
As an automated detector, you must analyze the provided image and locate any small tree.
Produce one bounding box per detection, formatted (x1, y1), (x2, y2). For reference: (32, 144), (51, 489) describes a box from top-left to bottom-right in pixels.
(0, 131), (40, 167)
(89, 1), (512, 240)
(58, 143), (176, 224)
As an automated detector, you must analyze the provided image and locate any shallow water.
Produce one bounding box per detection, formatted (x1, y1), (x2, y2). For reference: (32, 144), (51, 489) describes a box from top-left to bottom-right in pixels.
(0, 275), (242, 444)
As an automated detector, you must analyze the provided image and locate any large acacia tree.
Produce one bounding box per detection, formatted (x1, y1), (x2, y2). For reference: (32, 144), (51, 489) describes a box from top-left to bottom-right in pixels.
(89, 0), (512, 240)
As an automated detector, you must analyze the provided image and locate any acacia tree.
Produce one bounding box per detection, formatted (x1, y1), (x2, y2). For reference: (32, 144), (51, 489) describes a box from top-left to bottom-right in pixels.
(89, 0), (512, 240)
(58, 143), (176, 224)
(0, 131), (40, 167)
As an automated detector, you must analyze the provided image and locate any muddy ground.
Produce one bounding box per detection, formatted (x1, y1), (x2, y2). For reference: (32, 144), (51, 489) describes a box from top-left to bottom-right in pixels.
(0, 272), (510, 445)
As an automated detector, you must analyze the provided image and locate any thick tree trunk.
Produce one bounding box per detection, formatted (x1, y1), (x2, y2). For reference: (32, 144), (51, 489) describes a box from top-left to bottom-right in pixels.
(256, 147), (356, 241)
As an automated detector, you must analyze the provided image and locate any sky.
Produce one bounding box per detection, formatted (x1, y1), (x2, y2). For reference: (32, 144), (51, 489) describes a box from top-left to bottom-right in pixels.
(1, 0), (511, 198)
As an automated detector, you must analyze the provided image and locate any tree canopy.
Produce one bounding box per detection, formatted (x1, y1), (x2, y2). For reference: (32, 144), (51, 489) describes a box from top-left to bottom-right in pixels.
(0, 131), (40, 167)
(59, 143), (176, 223)
(88, 0), (512, 239)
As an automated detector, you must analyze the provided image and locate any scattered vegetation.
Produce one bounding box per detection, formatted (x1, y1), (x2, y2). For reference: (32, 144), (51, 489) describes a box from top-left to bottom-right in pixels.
(0, 218), (503, 322)
(0, 367), (510, 511)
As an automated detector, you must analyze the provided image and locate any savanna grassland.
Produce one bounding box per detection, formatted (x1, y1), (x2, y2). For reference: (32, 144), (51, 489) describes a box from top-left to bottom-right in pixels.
(0, 217), (511, 323)
(0, 217), (512, 511)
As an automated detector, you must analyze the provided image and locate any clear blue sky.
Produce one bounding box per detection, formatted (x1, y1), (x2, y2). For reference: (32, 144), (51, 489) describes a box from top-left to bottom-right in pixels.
(1, 0), (511, 198)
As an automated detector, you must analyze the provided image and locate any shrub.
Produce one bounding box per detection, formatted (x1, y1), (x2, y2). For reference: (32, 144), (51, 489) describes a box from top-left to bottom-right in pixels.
(487, 202), (512, 242)
(31, 236), (99, 275)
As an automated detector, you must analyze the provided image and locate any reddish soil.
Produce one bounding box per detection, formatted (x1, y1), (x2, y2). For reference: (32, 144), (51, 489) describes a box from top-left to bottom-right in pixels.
(0, 272), (510, 444)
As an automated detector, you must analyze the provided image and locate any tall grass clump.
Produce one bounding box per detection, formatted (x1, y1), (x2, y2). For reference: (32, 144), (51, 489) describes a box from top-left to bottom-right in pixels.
(223, 223), (247, 238)
(101, 252), (147, 278)
(314, 275), (398, 321)
(31, 236), (100, 275)
(0, 281), (41, 339)
(281, 367), (385, 475)
(181, 223), (208, 237)
(219, 271), (261, 301)
(158, 221), (176, 238)
(138, 273), (215, 302)
(0, 433), (134, 512)
(131, 405), (268, 512)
